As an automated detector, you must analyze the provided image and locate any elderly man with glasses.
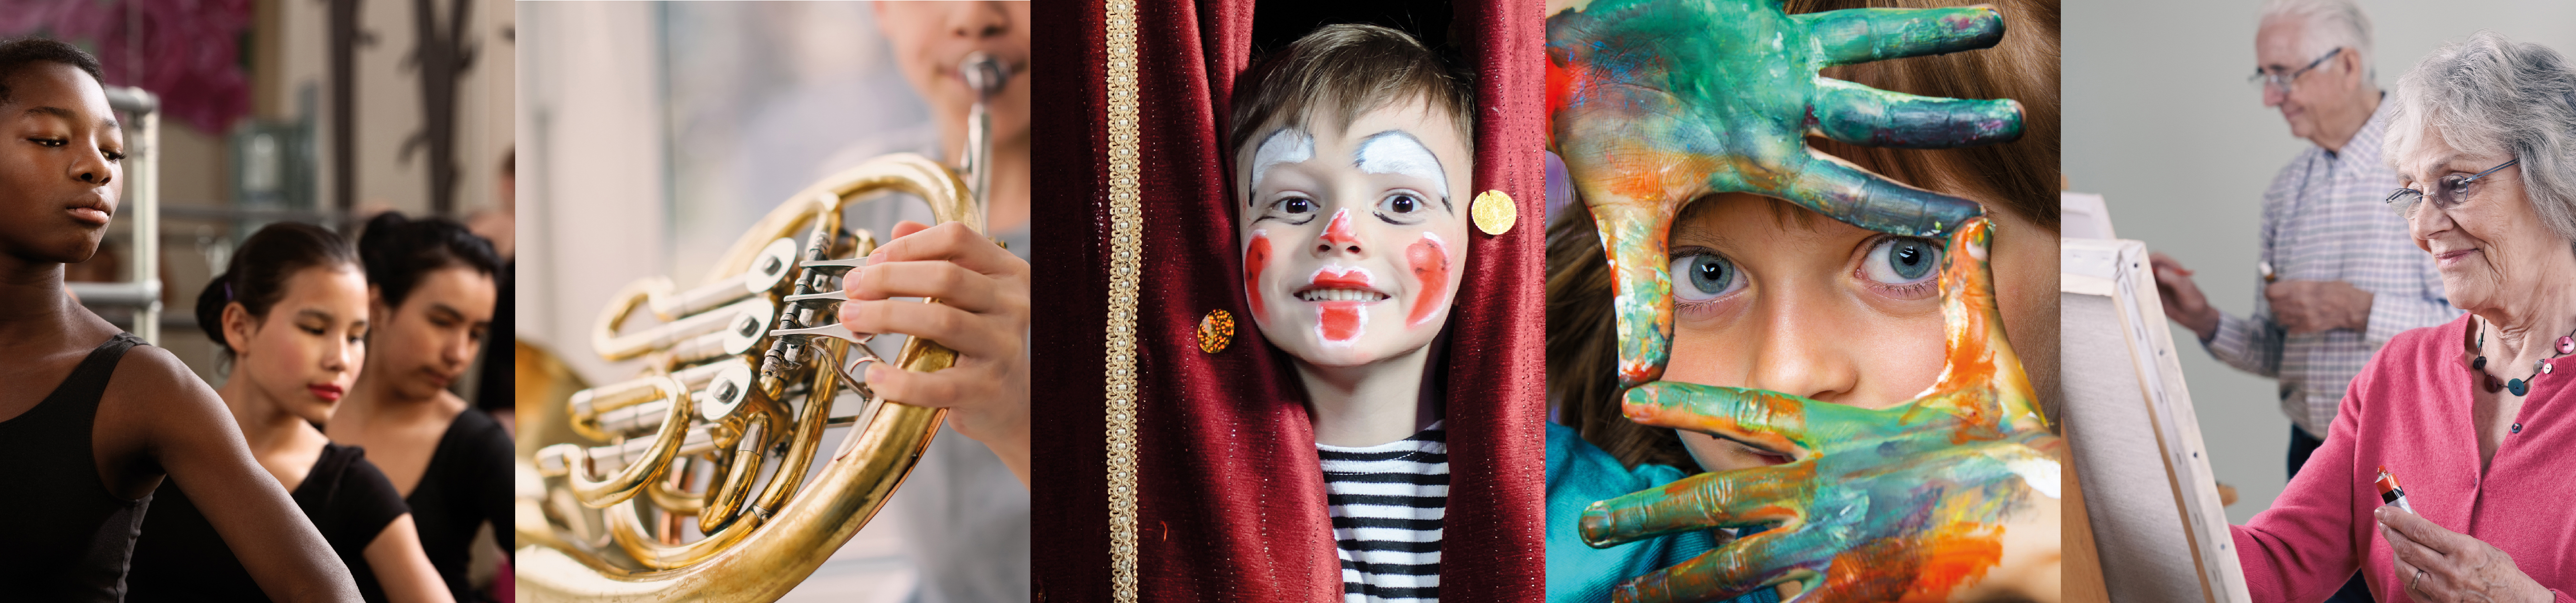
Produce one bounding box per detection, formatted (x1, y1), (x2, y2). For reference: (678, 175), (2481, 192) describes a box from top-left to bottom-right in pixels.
(2151, 2), (2462, 600)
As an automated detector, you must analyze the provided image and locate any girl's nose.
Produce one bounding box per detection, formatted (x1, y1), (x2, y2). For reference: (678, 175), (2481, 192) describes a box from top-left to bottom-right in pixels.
(1744, 295), (1862, 405)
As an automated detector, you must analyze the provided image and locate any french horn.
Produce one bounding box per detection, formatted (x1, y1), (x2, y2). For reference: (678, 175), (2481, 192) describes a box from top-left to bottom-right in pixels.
(516, 55), (1008, 603)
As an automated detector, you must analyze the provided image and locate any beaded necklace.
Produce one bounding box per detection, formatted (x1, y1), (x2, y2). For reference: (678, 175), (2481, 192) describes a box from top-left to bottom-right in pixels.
(2467, 316), (2576, 396)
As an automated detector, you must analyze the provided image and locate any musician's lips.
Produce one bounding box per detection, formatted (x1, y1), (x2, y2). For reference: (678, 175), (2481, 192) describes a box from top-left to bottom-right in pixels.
(308, 383), (344, 402)
(987, 56), (1030, 76)
(946, 54), (1029, 84)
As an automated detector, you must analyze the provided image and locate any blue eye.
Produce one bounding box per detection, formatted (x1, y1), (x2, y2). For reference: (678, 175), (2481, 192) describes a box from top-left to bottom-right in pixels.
(1669, 252), (1742, 301)
(1864, 237), (1942, 284)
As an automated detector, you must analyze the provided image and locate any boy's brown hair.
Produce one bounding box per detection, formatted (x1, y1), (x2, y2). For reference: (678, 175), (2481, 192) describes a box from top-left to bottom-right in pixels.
(1548, 0), (2060, 470)
(1226, 23), (1476, 188)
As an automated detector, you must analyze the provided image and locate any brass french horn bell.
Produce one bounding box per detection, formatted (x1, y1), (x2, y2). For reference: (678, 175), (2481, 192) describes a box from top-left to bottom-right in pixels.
(516, 148), (985, 600)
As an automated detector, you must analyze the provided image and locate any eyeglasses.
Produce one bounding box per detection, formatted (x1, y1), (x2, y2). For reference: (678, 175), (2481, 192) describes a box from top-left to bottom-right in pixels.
(2388, 158), (2519, 217)
(2249, 47), (2343, 94)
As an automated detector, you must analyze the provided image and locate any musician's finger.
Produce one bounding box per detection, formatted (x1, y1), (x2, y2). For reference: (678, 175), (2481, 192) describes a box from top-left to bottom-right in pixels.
(838, 298), (1020, 360)
(871, 220), (1026, 278)
(845, 260), (1003, 311)
(863, 361), (997, 410)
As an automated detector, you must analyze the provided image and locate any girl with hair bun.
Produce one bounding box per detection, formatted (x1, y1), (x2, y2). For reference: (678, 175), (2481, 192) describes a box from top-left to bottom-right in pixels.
(329, 211), (508, 603)
(126, 222), (454, 603)
(0, 36), (358, 601)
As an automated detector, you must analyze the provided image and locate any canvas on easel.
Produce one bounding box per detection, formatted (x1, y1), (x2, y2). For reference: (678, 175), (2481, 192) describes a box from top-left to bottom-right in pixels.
(2061, 236), (2253, 603)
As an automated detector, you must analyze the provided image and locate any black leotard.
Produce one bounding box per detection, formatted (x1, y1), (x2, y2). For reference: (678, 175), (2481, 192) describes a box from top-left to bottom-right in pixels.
(407, 407), (513, 603)
(126, 442), (409, 603)
(0, 333), (152, 602)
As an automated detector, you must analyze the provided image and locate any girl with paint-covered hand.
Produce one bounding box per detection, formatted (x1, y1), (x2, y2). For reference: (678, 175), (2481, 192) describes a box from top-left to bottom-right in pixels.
(1542, 0), (2066, 601)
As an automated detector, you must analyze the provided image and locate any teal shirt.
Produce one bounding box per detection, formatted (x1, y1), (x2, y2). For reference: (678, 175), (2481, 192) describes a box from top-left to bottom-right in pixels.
(1546, 422), (1777, 603)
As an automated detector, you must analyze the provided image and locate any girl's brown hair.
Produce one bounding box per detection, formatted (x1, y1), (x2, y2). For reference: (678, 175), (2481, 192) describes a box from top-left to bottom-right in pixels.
(1548, 0), (2061, 469)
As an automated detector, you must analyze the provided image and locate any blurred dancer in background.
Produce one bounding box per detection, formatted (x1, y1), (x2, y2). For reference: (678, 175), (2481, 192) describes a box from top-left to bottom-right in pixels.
(329, 213), (507, 603)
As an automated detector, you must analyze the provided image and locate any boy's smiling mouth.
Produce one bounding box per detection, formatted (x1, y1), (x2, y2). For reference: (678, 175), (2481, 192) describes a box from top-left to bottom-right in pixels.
(1295, 288), (1388, 302)
(1296, 268), (1389, 303)
(1298, 267), (1384, 344)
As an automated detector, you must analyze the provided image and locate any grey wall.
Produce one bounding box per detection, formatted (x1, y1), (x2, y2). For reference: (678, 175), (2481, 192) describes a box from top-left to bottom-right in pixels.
(2065, 0), (2576, 523)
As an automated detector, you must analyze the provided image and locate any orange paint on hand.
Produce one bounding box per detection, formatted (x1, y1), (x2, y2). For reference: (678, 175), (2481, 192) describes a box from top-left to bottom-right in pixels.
(1813, 523), (2003, 603)
(1901, 524), (2006, 602)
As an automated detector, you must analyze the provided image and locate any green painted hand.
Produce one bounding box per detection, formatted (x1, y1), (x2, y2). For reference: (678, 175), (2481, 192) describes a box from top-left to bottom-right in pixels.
(1578, 220), (2061, 603)
(1548, 0), (2023, 386)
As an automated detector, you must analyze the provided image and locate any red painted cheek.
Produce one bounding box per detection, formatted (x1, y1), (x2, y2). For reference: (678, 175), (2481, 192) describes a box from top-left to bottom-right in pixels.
(1243, 234), (1271, 320)
(1405, 235), (1450, 326)
(1319, 302), (1362, 343)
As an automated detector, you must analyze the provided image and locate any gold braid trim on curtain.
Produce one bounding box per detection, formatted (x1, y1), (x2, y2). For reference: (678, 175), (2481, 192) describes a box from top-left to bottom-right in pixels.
(1102, 1), (1143, 602)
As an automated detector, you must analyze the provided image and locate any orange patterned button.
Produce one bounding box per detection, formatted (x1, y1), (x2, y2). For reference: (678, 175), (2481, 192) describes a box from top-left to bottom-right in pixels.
(1196, 309), (1235, 353)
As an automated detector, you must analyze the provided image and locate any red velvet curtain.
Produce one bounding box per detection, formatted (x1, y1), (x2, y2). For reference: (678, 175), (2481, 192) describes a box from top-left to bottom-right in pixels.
(1031, 0), (1544, 600)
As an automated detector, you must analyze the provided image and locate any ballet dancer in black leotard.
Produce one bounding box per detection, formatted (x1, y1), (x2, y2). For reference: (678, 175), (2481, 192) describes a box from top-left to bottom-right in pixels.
(125, 222), (456, 603)
(329, 213), (507, 603)
(0, 37), (360, 602)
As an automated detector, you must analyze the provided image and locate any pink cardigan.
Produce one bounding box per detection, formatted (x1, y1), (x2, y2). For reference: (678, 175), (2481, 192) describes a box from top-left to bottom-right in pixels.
(2234, 314), (2576, 603)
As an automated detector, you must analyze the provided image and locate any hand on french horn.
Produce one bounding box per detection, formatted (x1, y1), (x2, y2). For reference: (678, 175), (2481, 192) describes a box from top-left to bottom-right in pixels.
(835, 220), (1030, 486)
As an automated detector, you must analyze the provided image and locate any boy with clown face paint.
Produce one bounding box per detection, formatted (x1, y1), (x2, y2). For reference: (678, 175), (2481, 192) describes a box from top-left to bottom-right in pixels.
(1227, 23), (1476, 601)
(1240, 124), (1469, 370)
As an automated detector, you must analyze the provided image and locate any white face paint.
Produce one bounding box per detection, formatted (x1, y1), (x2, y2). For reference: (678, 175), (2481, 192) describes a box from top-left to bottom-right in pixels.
(1250, 128), (1315, 191)
(1353, 130), (1448, 200)
(1234, 99), (1472, 370)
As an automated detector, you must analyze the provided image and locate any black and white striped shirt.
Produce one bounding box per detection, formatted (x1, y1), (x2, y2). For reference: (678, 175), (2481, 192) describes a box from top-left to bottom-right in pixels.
(1319, 421), (1446, 603)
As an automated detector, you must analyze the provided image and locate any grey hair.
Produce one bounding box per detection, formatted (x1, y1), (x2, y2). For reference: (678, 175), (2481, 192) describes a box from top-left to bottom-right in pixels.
(2258, 0), (2375, 83)
(2384, 30), (2576, 248)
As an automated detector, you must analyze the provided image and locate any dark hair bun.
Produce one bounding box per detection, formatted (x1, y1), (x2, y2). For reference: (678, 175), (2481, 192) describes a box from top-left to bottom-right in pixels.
(358, 211), (502, 309)
(193, 222), (360, 356)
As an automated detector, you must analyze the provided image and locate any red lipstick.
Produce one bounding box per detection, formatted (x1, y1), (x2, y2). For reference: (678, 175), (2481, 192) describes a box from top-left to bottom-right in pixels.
(308, 384), (344, 402)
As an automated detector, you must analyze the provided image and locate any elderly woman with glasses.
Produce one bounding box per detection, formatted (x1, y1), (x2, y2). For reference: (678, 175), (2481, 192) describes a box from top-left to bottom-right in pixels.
(2229, 30), (2576, 603)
